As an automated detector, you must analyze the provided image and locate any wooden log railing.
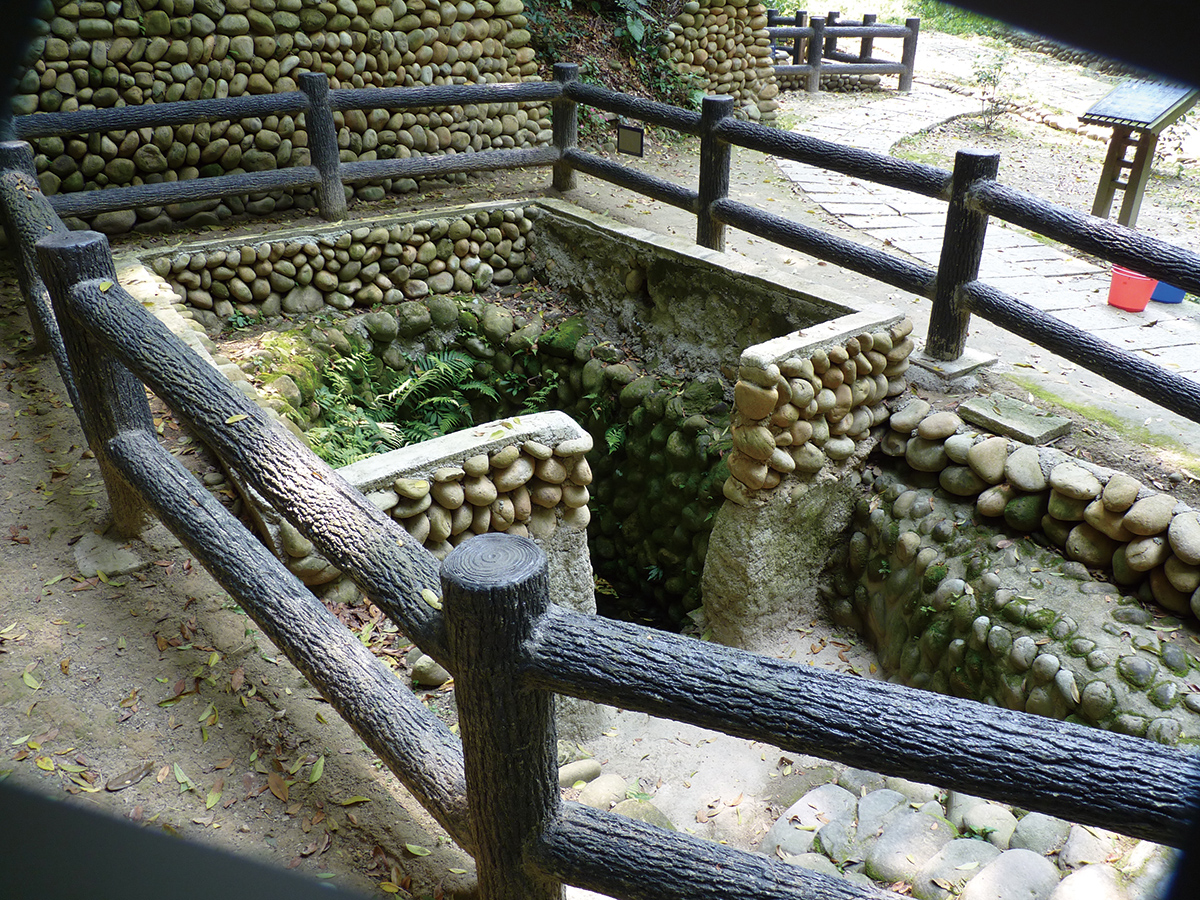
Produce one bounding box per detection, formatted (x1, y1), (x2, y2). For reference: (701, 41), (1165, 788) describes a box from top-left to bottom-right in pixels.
(6, 59), (1200, 457)
(765, 10), (920, 92)
(443, 534), (1200, 899)
(5, 72), (561, 222)
(7, 59), (1200, 899)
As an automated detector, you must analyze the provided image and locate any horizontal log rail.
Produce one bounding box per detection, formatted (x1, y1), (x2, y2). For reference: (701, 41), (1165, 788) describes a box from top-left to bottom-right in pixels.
(10, 92), (312, 140)
(960, 279), (1200, 422)
(328, 81), (563, 111)
(786, 61), (910, 76)
(769, 23), (915, 40)
(49, 167), (322, 219)
(712, 196), (936, 297)
(967, 178), (1200, 296)
(563, 80), (704, 136)
(340, 146), (558, 185)
(524, 607), (1197, 845)
(443, 536), (1200, 899)
(714, 115), (951, 199)
(563, 147), (700, 213)
(534, 803), (893, 900)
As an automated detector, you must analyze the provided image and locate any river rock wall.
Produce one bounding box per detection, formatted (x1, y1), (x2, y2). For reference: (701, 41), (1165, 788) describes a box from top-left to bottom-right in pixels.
(13, 0), (546, 233)
(146, 202), (535, 332)
(833, 398), (1200, 747)
(665, 0), (779, 123)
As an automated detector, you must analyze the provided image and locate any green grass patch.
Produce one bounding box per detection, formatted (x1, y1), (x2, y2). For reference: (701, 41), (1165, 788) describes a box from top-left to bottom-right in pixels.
(1007, 374), (1200, 471)
(895, 0), (1010, 37)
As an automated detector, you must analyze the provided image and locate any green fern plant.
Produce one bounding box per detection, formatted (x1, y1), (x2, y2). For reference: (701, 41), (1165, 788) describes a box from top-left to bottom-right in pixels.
(306, 350), (502, 466)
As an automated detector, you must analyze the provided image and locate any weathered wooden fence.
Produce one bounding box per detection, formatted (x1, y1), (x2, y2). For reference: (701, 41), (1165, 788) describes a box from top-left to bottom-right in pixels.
(6, 58), (1200, 898)
(18, 228), (1200, 897)
(6, 72), (560, 222)
(765, 9), (920, 92)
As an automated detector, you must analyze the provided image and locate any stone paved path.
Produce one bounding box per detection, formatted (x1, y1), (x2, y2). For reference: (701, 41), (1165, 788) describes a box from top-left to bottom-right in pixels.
(774, 40), (1200, 382)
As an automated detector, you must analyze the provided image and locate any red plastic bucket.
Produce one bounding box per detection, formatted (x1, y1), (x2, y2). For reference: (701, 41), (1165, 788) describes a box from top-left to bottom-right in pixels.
(1108, 266), (1156, 311)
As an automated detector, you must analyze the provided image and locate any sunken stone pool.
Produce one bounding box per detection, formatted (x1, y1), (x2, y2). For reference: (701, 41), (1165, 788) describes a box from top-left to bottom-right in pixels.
(114, 197), (1200, 750)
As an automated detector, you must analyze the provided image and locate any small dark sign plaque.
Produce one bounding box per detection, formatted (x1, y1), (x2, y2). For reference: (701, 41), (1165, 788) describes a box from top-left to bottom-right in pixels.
(616, 121), (644, 157)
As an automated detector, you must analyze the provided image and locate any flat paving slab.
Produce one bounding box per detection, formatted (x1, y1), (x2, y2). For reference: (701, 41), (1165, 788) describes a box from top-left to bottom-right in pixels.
(959, 392), (1073, 443)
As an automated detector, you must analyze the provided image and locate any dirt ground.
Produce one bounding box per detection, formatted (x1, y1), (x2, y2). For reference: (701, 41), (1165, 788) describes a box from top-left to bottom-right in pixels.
(4, 27), (1200, 900)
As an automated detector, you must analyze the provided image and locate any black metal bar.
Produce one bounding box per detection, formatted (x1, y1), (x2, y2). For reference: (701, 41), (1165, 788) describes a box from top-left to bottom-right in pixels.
(712, 197), (936, 297)
(328, 81), (562, 111)
(340, 148), (558, 184)
(13, 93), (310, 140)
(960, 279), (1200, 425)
(715, 116), (952, 199)
(533, 803), (891, 900)
(967, 179), (1200, 295)
(552, 63), (579, 193)
(104, 428), (473, 850)
(524, 606), (1200, 847)
(563, 81), (703, 136)
(697, 96), (734, 251)
(563, 148), (699, 213)
(927, 149), (1000, 360)
(442, 536), (562, 900)
(48, 167), (321, 218)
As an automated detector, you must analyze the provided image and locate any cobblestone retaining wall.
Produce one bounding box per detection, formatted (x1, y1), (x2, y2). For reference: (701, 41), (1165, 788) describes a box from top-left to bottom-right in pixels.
(14, 0), (547, 232)
(144, 202), (535, 333)
(665, 0), (780, 123)
(834, 398), (1200, 747)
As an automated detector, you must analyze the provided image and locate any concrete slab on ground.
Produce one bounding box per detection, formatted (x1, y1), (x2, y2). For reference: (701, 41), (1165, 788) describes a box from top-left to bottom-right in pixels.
(959, 393), (1073, 443)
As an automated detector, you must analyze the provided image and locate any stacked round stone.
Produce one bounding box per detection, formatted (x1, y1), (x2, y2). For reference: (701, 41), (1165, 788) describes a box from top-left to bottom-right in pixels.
(151, 208), (534, 321)
(383, 435), (594, 559)
(883, 399), (1200, 622)
(280, 432), (592, 588)
(666, 0), (781, 124)
(724, 317), (913, 504)
(19, 0), (547, 229)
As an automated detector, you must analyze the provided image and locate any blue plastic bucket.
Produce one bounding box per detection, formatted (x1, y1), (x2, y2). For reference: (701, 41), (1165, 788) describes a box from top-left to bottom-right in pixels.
(1151, 281), (1186, 303)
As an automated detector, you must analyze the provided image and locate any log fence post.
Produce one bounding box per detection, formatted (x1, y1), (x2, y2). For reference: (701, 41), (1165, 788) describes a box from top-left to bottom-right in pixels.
(35, 230), (155, 535)
(1, 140), (58, 356)
(926, 149), (999, 360)
(297, 72), (347, 221)
(552, 63), (578, 193)
(900, 17), (920, 92)
(806, 17), (825, 92)
(697, 95), (733, 251)
(860, 13), (876, 60)
(824, 10), (840, 57)
(794, 11), (808, 65)
(441, 534), (562, 900)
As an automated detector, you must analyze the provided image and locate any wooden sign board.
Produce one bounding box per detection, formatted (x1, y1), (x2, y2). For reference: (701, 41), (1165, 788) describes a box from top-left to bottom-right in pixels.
(1080, 80), (1199, 227)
